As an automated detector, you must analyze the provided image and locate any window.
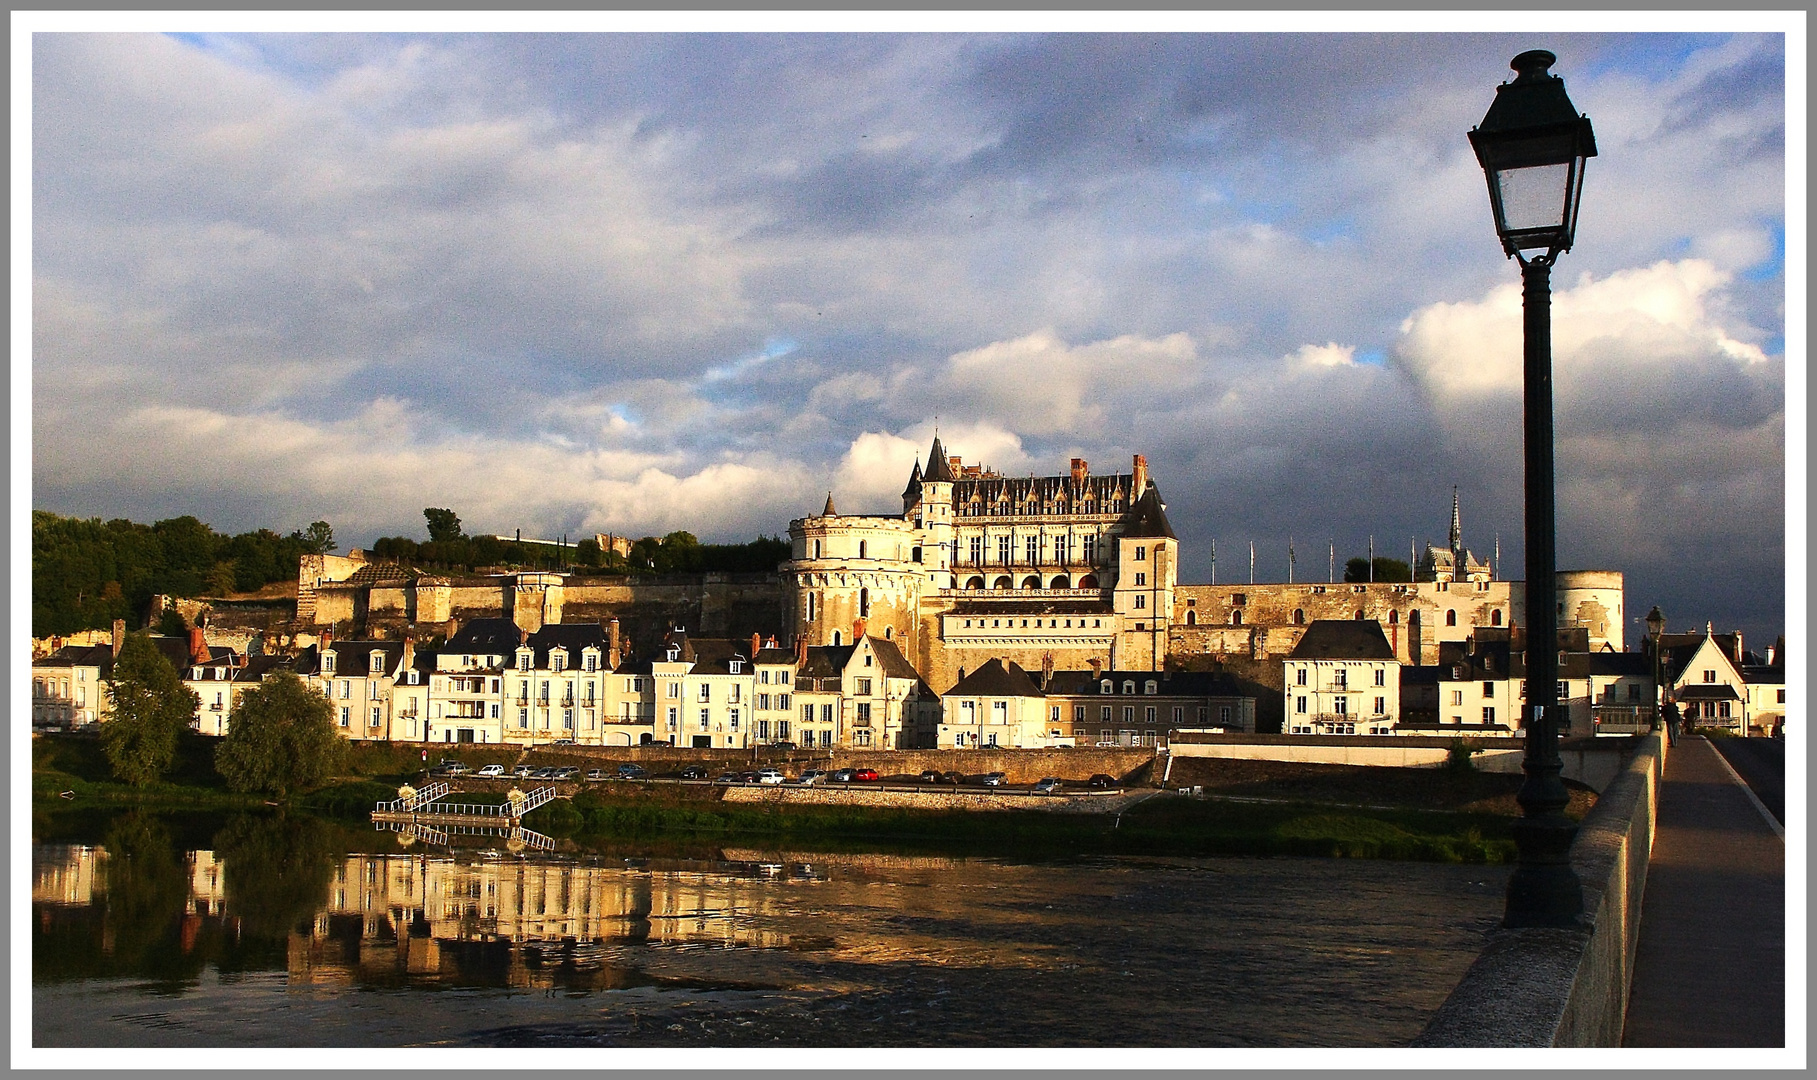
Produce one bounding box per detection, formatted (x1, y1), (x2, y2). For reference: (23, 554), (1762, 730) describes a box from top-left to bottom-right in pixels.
(813, 539), (822, 558)
(1173, 706), (1183, 724)
(1135, 595), (1146, 609)
(855, 729), (872, 747)
(1333, 697), (1348, 715)
(1122, 681), (1135, 695)
(1778, 689), (1786, 704)
(856, 703), (872, 727)
(323, 654), (335, 674)
(1073, 705), (1085, 722)
(858, 540), (867, 559)
(1144, 706), (1156, 724)
(1446, 610), (1457, 627)
(1628, 684), (1642, 702)
(1293, 608), (1305, 625)
(1051, 705), (1061, 723)
(864, 654), (873, 667)
(1135, 546), (1146, 561)
(1134, 572), (1146, 587)
(339, 706), (350, 727)
(552, 653), (566, 673)
(821, 704), (834, 723)
(1026, 535), (1039, 563)
(1483, 681), (1495, 697)
(991, 701), (1007, 724)
(563, 708), (574, 728)
(969, 536), (983, 564)
(1374, 697), (1386, 715)
(698, 684), (711, 702)
(1083, 534), (1098, 564)
(804, 594), (817, 622)
(758, 693), (770, 711)
(1482, 706), (1497, 725)
(1122, 706), (1135, 724)
(1702, 669), (1716, 683)
(699, 709), (710, 730)
(1100, 705), (1113, 722)
(1557, 681), (1569, 699)
(1491, 610), (1503, 627)
(728, 708), (740, 729)
(802, 703), (814, 723)
(586, 654), (597, 672)
(1451, 690), (1464, 706)
(856, 678), (873, 695)
(1333, 671), (1347, 689)
(1295, 696), (1307, 714)
(997, 535), (1011, 564)
(1296, 668), (1307, 686)
(961, 701), (976, 724)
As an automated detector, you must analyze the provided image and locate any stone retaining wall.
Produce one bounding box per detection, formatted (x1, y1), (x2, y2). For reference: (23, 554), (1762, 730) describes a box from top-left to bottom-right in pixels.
(1167, 734), (1633, 793)
(522, 745), (1158, 785)
(1413, 732), (1666, 1047)
(721, 785), (1147, 814)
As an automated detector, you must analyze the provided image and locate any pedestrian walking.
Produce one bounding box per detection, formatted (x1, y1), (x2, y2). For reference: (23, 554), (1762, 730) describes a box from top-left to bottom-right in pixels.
(1663, 698), (1681, 747)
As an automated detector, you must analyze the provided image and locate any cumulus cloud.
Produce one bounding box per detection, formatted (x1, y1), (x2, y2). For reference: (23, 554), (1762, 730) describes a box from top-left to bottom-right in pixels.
(29, 31), (1787, 639)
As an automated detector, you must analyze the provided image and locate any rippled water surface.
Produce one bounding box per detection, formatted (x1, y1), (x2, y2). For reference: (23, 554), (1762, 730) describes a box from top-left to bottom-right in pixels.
(33, 813), (1506, 1047)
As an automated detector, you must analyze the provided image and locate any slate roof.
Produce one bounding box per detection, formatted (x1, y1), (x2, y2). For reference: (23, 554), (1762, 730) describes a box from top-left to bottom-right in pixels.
(1742, 664), (1784, 685)
(1122, 484), (1177, 540)
(321, 639), (405, 677)
(799, 645), (856, 681)
(1676, 684), (1741, 702)
(866, 636), (923, 682)
(522, 622), (608, 666)
(753, 648), (798, 666)
(946, 658), (1045, 699)
(612, 656), (655, 676)
(920, 435), (956, 483)
(445, 618), (524, 657)
(1288, 620), (1396, 661)
(34, 644), (116, 678)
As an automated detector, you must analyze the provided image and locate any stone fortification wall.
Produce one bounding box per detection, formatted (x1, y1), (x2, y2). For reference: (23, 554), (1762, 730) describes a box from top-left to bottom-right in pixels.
(1414, 733), (1665, 1047)
(1171, 582), (1520, 666)
(518, 744), (1157, 785)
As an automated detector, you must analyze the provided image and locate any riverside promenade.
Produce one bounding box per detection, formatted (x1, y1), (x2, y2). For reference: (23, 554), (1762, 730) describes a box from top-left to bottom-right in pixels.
(1622, 736), (1785, 1047)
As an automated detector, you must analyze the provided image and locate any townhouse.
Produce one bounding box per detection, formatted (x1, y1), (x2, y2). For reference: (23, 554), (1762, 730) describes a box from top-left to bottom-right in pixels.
(504, 623), (612, 745)
(1283, 621), (1400, 735)
(426, 619), (518, 745)
(1044, 665), (1255, 744)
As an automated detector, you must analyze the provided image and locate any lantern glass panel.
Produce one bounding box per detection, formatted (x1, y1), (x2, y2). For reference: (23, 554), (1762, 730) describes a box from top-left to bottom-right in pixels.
(1495, 163), (1571, 233)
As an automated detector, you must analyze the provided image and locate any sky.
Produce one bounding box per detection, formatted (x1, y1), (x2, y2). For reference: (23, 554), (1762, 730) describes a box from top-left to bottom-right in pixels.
(27, 27), (1792, 646)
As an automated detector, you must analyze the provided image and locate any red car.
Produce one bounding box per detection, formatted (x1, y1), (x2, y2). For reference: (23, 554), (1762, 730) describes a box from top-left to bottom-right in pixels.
(852, 768), (880, 781)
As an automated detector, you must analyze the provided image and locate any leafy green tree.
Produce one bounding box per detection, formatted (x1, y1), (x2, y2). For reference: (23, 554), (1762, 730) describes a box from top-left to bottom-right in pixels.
(293, 520), (335, 555)
(423, 508), (464, 544)
(574, 538), (602, 567)
(207, 560), (239, 597)
(214, 670), (344, 799)
(101, 633), (200, 786)
(156, 607), (189, 638)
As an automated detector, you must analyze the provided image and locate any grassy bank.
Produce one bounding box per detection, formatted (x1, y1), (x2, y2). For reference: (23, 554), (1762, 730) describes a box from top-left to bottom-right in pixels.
(545, 783), (1520, 863)
(32, 733), (269, 812)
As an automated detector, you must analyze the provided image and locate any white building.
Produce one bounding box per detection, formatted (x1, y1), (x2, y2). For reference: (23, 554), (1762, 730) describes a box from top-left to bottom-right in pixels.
(1283, 621), (1400, 736)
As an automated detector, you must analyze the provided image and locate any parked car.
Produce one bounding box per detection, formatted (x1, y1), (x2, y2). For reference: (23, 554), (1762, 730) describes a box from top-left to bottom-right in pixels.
(511, 765), (537, 779)
(531, 767), (556, 780)
(829, 768), (856, 783)
(586, 769), (609, 782)
(756, 768), (787, 785)
(713, 772), (739, 784)
(852, 768), (879, 782)
(797, 769), (828, 786)
(553, 738), (574, 746)
(1086, 774), (1119, 789)
(980, 772), (1007, 787)
(1033, 777), (1062, 794)
(441, 761), (470, 777)
(552, 767), (580, 781)
(919, 769), (946, 783)
(617, 763), (648, 780)
(679, 766), (707, 780)
(475, 764), (506, 778)
(738, 770), (761, 784)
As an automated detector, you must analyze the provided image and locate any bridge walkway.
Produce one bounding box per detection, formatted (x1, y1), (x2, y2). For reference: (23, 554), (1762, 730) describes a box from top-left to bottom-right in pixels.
(1621, 736), (1784, 1047)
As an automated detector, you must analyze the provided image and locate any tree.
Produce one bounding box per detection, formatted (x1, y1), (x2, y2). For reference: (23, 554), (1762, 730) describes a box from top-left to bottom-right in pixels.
(101, 633), (199, 786)
(574, 538), (602, 567)
(291, 520), (335, 556)
(1343, 556), (1413, 584)
(214, 670), (344, 799)
(156, 607), (189, 638)
(423, 508), (464, 544)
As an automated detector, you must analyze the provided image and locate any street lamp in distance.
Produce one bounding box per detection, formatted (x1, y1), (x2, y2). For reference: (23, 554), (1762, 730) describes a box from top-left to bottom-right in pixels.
(1646, 605), (1666, 726)
(1469, 49), (1597, 930)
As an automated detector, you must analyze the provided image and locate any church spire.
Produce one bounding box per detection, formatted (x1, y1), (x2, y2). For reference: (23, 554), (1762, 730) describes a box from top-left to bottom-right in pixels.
(1449, 486), (1463, 556)
(822, 491), (838, 517)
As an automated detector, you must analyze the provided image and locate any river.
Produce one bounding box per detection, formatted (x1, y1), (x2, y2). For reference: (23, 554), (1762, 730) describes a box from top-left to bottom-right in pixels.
(32, 810), (1504, 1047)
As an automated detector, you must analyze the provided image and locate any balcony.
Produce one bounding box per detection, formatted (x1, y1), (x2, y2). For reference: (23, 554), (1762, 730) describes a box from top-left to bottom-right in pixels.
(939, 586), (1110, 599)
(1592, 705), (1653, 735)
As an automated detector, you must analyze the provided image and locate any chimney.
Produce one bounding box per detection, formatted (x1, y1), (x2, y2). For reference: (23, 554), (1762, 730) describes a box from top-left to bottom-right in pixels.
(401, 636), (415, 675)
(1089, 657), (1103, 679)
(1767, 644), (1776, 666)
(1132, 454), (1148, 493)
(607, 618), (622, 669)
(189, 626), (209, 664)
(853, 617), (867, 643)
(112, 619), (125, 658)
(1040, 651), (1054, 690)
(796, 636), (808, 666)
(1071, 458), (1089, 483)
(751, 632), (763, 659)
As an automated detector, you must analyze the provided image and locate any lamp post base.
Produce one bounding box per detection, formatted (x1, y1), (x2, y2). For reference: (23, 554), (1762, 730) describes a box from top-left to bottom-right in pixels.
(1503, 814), (1585, 928)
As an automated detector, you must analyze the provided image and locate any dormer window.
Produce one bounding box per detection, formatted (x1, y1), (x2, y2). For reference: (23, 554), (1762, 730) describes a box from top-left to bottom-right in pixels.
(192, 667), (202, 680)
(1122, 681), (1135, 695)
(215, 667), (226, 679)
(667, 647), (680, 661)
(729, 659), (743, 674)
(552, 652), (566, 673)
(1145, 681), (1158, 695)
(1101, 680), (1112, 694)
(323, 654), (335, 674)
(518, 653), (531, 672)
(584, 653), (598, 672)
(371, 651), (385, 674)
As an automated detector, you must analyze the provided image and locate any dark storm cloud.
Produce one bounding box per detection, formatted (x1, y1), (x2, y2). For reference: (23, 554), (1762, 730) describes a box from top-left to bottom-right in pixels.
(29, 28), (1789, 642)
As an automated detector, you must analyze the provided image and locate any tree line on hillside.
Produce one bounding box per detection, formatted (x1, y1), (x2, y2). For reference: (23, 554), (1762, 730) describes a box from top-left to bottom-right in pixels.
(369, 509), (789, 576)
(32, 511), (334, 637)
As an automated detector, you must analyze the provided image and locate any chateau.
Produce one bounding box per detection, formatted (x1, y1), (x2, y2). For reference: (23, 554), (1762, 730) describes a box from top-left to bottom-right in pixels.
(786, 435), (1177, 691)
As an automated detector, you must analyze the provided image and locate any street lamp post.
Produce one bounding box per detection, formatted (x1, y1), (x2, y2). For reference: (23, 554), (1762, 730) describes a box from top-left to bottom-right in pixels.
(1469, 49), (1597, 929)
(1646, 605), (1666, 728)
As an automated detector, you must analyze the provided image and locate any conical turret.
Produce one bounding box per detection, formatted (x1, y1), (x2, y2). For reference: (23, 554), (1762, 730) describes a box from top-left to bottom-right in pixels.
(822, 492), (838, 517)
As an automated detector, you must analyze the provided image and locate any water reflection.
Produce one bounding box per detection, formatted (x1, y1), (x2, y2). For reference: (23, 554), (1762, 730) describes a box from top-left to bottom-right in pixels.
(34, 814), (1508, 1047)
